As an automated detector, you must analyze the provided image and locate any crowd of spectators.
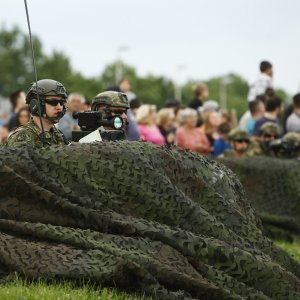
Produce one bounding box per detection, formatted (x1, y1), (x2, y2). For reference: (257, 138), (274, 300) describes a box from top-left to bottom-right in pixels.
(1, 60), (300, 159)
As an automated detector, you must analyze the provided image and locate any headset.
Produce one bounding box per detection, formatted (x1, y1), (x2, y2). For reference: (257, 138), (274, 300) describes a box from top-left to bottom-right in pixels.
(29, 98), (43, 116)
(29, 97), (66, 119)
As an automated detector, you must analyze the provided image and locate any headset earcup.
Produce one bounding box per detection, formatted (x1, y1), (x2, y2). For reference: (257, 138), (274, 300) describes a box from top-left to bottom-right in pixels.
(29, 98), (40, 116)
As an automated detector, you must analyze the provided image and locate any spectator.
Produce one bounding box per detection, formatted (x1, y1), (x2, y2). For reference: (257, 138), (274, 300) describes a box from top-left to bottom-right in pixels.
(286, 93), (300, 133)
(201, 111), (222, 146)
(198, 100), (220, 128)
(248, 61), (273, 102)
(0, 125), (9, 143)
(188, 83), (208, 110)
(221, 111), (237, 130)
(129, 98), (142, 118)
(82, 98), (91, 111)
(213, 123), (232, 157)
(253, 97), (282, 136)
(8, 89), (26, 131)
(165, 98), (180, 109)
(57, 93), (84, 140)
(119, 78), (136, 101)
(174, 105), (186, 128)
(176, 108), (211, 154)
(126, 109), (140, 141)
(240, 94), (267, 130)
(15, 106), (30, 129)
(246, 99), (265, 135)
(136, 104), (165, 145)
(157, 108), (176, 145)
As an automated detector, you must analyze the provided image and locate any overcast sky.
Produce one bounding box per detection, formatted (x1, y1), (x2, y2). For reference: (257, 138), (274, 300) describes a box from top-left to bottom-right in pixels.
(1, 0), (300, 95)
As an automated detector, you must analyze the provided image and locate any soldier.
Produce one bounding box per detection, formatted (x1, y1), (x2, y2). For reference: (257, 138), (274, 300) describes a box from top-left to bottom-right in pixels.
(271, 132), (300, 158)
(247, 122), (280, 156)
(220, 128), (250, 158)
(91, 91), (129, 128)
(4, 79), (68, 147)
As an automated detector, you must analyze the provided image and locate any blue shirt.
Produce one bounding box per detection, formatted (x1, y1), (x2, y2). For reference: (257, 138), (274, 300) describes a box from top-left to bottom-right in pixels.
(246, 119), (256, 135)
(213, 138), (232, 157)
(125, 109), (140, 141)
(253, 116), (280, 136)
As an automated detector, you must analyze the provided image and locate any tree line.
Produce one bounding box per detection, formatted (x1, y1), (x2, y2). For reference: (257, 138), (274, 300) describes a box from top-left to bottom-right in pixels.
(0, 26), (288, 117)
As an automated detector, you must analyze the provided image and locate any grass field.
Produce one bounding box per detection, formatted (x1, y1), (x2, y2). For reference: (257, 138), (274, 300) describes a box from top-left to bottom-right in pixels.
(0, 279), (150, 300)
(0, 239), (298, 300)
(275, 238), (300, 262)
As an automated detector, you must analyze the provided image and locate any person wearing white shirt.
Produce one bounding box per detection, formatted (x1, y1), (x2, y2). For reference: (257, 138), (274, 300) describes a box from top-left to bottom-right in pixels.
(247, 61), (273, 102)
(286, 93), (300, 133)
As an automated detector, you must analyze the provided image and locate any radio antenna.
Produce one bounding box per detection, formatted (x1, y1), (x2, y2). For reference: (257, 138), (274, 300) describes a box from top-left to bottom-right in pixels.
(23, 0), (45, 146)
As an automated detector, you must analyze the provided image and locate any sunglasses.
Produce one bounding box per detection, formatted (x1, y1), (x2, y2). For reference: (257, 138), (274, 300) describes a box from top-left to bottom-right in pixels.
(263, 134), (279, 139)
(110, 109), (127, 115)
(45, 99), (66, 106)
(236, 139), (250, 143)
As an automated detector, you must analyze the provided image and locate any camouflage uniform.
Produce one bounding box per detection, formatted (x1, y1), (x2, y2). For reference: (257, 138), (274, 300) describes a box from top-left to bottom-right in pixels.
(3, 79), (68, 148)
(4, 118), (65, 147)
(247, 122), (280, 157)
(275, 131), (300, 158)
(282, 131), (300, 144)
(246, 141), (264, 156)
(219, 128), (250, 158)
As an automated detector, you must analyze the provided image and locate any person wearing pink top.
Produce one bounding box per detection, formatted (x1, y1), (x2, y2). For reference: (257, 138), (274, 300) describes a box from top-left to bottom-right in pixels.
(136, 104), (165, 145)
(176, 108), (211, 154)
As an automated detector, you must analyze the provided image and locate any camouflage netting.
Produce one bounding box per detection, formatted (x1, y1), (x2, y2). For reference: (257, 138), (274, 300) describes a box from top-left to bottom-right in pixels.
(221, 157), (300, 241)
(0, 142), (299, 299)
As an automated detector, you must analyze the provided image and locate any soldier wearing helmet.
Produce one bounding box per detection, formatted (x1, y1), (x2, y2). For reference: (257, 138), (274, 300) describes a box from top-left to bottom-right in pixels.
(4, 79), (68, 147)
(247, 122), (280, 156)
(220, 128), (251, 158)
(91, 91), (129, 128)
(268, 132), (300, 158)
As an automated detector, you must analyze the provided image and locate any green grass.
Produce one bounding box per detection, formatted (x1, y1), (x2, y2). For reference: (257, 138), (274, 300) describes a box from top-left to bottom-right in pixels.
(0, 278), (149, 300)
(275, 238), (300, 262)
(0, 240), (299, 299)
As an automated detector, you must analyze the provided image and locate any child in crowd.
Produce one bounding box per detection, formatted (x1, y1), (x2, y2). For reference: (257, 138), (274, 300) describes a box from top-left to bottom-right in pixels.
(212, 123), (232, 156)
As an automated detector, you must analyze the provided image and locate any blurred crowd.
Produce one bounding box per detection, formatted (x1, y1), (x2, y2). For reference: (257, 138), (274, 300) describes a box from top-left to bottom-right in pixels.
(1, 60), (300, 158)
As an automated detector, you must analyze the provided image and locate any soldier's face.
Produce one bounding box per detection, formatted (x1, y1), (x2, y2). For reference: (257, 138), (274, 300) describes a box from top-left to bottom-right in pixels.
(110, 106), (128, 125)
(233, 140), (249, 153)
(261, 134), (278, 143)
(44, 96), (65, 118)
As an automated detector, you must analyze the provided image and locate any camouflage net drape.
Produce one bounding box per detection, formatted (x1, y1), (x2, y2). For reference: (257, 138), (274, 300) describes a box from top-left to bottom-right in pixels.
(221, 157), (300, 240)
(0, 142), (299, 299)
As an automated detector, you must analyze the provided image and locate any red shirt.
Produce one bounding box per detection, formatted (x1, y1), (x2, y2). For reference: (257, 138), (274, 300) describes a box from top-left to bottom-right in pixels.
(176, 127), (211, 153)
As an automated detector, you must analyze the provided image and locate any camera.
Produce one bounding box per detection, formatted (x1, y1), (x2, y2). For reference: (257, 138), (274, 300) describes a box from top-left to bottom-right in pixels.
(71, 111), (126, 142)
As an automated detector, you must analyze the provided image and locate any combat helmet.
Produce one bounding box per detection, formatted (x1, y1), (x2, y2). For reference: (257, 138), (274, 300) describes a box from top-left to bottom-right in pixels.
(282, 132), (300, 145)
(228, 128), (250, 142)
(26, 79), (68, 123)
(259, 122), (280, 137)
(91, 91), (129, 111)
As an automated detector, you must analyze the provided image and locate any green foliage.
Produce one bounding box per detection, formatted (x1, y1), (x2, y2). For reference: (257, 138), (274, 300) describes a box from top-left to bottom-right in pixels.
(0, 26), (289, 114)
(0, 278), (150, 300)
(0, 26), (43, 95)
(275, 238), (300, 262)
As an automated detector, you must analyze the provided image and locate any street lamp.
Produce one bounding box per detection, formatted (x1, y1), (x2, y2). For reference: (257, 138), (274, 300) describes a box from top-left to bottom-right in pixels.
(219, 75), (232, 110)
(174, 64), (187, 102)
(115, 45), (130, 84)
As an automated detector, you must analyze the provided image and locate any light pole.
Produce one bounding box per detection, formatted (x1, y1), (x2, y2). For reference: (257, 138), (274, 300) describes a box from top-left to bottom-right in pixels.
(115, 45), (129, 84)
(174, 64), (187, 102)
(219, 75), (232, 110)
